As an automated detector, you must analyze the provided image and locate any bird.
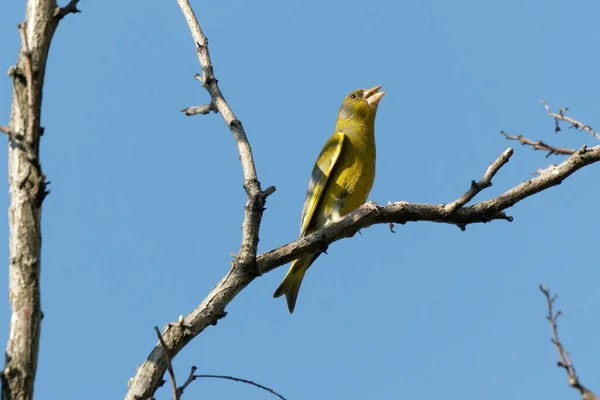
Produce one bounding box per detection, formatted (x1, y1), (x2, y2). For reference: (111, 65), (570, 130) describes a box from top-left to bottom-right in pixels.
(273, 85), (385, 313)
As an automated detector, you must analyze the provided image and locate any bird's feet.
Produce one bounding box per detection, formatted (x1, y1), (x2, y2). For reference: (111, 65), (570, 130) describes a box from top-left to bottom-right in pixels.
(361, 201), (380, 213)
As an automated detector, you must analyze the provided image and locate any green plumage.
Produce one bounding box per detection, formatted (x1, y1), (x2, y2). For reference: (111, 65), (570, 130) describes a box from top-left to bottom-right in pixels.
(274, 86), (385, 313)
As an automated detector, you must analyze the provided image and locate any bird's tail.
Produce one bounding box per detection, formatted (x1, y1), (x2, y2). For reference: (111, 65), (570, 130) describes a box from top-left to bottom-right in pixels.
(273, 256), (314, 313)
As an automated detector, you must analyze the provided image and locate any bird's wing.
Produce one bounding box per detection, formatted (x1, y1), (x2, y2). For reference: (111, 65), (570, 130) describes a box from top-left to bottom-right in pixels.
(299, 131), (345, 237)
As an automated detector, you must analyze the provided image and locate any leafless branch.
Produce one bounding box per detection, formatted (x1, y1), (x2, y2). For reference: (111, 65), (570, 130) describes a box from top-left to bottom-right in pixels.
(126, 140), (600, 399)
(176, 0), (269, 273)
(126, 2), (272, 398)
(154, 327), (178, 400)
(541, 101), (600, 140)
(54, 0), (81, 20)
(444, 148), (513, 215)
(3, 1), (81, 398)
(176, 366), (198, 397)
(176, 366), (287, 400)
(539, 285), (599, 400)
(174, 0), (273, 282)
(181, 103), (216, 116)
(500, 131), (576, 157)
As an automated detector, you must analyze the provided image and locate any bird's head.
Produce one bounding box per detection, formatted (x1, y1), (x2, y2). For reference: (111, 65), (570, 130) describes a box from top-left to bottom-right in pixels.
(337, 85), (385, 127)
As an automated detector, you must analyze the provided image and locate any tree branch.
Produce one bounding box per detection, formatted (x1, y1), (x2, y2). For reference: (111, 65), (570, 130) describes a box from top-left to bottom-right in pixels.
(176, 0), (268, 270)
(541, 101), (600, 141)
(54, 0), (81, 20)
(181, 103), (215, 116)
(539, 286), (599, 400)
(3, 1), (80, 399)
(125, 2), (271, 399)
(125, 139), (600, 399)
(174, 366), (288, 400)
(500, 130), (576, 157)
(443, 148), (513, 215)
(154, 327), (178, 400)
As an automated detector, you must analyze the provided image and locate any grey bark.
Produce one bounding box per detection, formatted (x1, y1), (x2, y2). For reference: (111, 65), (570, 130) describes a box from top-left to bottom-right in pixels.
(2, 1), (78, 399)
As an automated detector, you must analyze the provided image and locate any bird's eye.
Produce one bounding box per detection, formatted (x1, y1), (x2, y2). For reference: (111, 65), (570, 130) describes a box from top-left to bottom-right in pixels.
(350, 93), (357, 100)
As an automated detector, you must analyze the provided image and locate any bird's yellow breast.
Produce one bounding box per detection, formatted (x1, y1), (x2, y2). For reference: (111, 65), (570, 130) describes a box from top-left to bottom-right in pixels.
(309, 129), (376, 231)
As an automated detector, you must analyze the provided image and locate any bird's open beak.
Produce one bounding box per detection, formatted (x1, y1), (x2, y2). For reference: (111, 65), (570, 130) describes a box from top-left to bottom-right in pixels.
(364, 85), (385, 106)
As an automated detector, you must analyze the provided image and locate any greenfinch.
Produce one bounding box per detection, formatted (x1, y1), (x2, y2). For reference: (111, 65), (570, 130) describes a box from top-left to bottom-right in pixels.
(273, 86), (385, 313)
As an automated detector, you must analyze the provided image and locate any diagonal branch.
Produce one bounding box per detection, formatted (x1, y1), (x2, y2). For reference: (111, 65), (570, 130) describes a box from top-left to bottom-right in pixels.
(541, 101), (600, 141)
(539, 285), (599, 400)
(125, 2), (272, 399)
(443, 148), (513, 215)
(125, 143), (600, 400)
(500, 130), (576, 157)
(54, 0), (81, 20)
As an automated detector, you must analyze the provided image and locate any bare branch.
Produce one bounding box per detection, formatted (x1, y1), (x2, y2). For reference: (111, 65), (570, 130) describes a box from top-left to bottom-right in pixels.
(191, 374), (288, 400)
(500, 131), (576, 157)
(176, 367), (288, 400)
(444, 148), (513, 215)
(539, 285), (599, 400)
(176, 366), (198, 397)
(54, 0), (81, 20)
(154, 326), (179, 400)
(126, 3), (273, 399)
(126, 143), (600, 399)
(176, 0), (268, 270)
(541, 101), (600, 141)
(181, 103), (215, 116)
(3, 1), (81, 398)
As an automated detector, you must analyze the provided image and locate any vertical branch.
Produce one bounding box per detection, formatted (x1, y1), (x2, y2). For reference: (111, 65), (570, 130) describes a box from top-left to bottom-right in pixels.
(177, 0), (264, 267)
(125, 2), (275, 399)
(2, 1), (80, 399)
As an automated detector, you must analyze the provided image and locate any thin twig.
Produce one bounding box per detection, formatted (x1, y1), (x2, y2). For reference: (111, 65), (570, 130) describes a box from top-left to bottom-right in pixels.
(194, 374), (288, 400)
(176, 365), (288, 399)
(181, 103), (215, 116)
(176, 366), (198, 397)
(444, 148), (513, 215)
(154, 326), (179, 400)
(541, 101), (600, 141)
(539, 285), (599, 400)
(500, 131), (576, 157)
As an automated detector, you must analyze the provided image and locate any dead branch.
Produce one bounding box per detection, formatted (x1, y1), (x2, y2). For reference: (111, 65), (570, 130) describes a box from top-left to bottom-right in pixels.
(176, 0), (270, 273)
(500, 131), (576, 157)
(154, 327), (178, 400)
(2, 1), (81, 399)
(175, 366), (288, 400)
(539, 285), (599, 400)
(541, 101), (600, 141)
(126, 1), (272, 398)
(124, 4), (600, 399)
(126, 139), (600, 399)
(181, 103), (215, 116)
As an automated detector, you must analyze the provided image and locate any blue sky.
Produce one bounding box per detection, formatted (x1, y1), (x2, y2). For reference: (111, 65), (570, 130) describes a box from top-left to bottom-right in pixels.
(1, 1), (599, 399)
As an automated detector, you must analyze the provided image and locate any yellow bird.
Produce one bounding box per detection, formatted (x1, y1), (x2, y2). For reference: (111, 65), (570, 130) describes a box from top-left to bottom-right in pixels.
(273, 86), (385, 313)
